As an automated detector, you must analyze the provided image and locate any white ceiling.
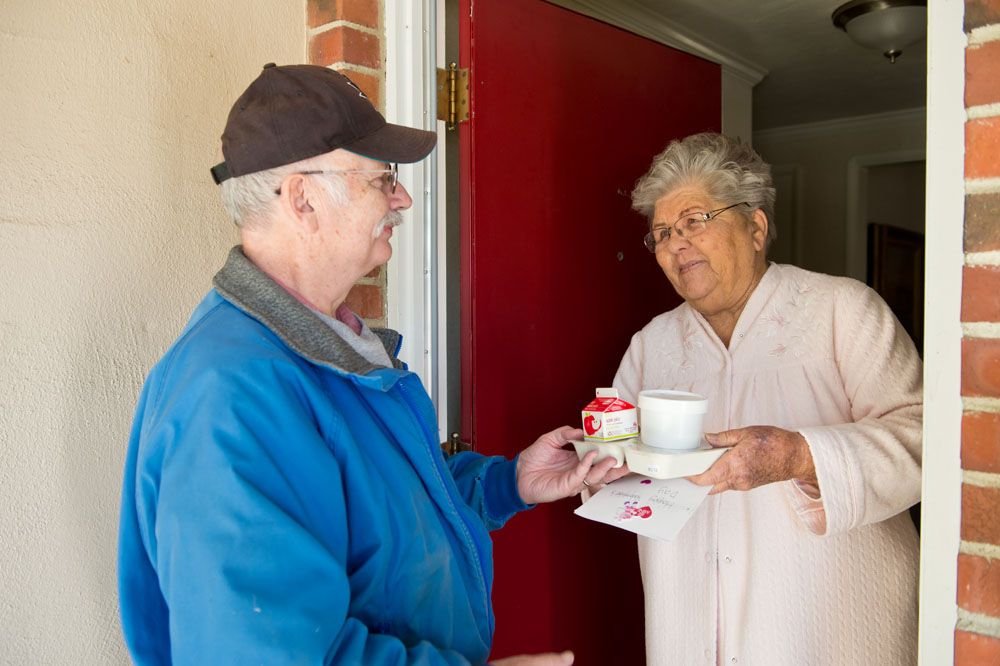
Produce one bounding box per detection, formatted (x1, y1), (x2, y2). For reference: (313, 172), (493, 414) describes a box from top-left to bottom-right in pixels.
(623, 0), (927, 130)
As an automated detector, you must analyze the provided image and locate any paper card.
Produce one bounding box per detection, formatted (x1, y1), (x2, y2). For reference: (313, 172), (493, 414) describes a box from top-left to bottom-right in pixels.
(574, 475), (711, 542)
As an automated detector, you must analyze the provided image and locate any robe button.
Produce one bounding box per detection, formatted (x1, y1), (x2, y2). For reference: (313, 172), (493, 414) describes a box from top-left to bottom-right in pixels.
(725, 555), (733, 563)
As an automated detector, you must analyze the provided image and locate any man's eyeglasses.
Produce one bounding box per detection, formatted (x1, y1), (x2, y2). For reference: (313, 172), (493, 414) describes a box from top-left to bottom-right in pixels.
(274, 163), (399, 196)
(643, 201), (750, 253)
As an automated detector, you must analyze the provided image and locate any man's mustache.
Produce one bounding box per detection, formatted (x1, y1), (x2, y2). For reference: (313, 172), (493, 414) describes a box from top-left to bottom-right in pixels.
(373, 211), (403, 238)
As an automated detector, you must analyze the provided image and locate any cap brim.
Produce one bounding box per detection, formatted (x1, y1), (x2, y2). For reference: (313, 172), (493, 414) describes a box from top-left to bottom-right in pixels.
(343, 122), (438, 164)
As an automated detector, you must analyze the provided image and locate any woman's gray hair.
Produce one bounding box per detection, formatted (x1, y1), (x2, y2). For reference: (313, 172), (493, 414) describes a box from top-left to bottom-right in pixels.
(631, 132), (777, 248)
(220, 154), (348, 228)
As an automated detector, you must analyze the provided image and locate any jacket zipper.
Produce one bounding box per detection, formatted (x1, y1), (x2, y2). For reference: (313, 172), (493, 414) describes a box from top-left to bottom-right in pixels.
(395, 378), (495, 635)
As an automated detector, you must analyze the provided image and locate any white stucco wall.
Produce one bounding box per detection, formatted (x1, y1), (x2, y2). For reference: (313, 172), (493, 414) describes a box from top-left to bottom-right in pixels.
(0, 1), (304, 662)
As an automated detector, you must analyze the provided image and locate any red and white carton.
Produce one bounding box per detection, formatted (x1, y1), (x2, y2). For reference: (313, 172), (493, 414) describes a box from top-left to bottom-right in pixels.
(581, 388), (638, 442)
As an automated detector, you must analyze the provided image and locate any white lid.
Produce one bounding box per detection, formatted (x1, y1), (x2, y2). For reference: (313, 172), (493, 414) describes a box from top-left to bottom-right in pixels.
(638, 389), (708, 414)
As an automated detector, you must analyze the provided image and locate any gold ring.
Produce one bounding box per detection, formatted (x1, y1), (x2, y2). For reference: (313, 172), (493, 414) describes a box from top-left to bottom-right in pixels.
(582, 479), (591, 487)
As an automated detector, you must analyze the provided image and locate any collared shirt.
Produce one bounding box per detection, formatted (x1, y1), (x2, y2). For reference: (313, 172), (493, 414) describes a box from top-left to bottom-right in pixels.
(311, 306), (393, 369)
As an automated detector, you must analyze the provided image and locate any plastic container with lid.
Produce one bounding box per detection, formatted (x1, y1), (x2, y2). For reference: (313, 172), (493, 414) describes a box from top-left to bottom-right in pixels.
(638, 389), (708, 450)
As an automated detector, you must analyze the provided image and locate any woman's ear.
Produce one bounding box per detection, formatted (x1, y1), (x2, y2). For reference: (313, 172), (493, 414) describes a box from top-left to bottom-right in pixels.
(750, 208), (768, 252)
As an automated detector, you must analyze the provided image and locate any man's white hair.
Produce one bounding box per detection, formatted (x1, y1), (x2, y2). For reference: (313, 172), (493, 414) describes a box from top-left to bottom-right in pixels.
(220, 154), (348, 228)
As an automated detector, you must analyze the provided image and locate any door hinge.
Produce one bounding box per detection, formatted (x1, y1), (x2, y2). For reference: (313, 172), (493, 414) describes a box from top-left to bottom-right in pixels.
(441, 432), (473, 456)
(436, 63), (469, 131)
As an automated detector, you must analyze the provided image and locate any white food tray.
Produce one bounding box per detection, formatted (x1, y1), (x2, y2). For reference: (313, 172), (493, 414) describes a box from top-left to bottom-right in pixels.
(571, 437), (726, 480)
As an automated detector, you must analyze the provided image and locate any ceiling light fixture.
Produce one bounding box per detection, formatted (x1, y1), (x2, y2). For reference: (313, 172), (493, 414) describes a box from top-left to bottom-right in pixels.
(832, 0), (927, 64)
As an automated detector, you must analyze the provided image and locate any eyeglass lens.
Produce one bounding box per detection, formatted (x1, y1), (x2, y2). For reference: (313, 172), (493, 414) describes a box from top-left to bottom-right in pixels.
(643, 202), (749, 253)
(387, 164), (398, 193)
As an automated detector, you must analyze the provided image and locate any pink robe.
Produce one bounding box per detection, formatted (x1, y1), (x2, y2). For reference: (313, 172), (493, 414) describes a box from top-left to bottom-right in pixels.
(613, 263), (921, 666)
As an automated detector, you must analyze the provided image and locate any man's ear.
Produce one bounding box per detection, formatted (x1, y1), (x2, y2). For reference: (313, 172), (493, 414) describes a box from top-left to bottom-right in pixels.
(750, 208), (768, 253)
(278, 174), (319, 231)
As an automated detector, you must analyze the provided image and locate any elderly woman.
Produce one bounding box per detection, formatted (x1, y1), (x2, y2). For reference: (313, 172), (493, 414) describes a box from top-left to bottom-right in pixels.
(613, 133), (921, 665)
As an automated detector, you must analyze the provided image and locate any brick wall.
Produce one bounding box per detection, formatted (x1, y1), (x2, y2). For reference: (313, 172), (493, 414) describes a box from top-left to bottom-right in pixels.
(307, 0), (387, 326)
(957, 2), (1000, 663)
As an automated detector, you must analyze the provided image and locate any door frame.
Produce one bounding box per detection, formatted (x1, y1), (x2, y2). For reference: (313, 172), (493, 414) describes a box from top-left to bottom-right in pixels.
(845, 148), (926, 282)
(385, 0), (450, 441)
(918, 1), (966, 662)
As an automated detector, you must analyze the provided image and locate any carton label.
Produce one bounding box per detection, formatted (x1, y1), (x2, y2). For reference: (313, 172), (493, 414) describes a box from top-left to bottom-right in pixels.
(582, 390), (638, 442)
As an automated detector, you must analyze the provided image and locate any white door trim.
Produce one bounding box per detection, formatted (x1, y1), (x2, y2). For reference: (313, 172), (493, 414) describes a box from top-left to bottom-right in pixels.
(917, 1), (966, 663)
(384, 0), (450, 440)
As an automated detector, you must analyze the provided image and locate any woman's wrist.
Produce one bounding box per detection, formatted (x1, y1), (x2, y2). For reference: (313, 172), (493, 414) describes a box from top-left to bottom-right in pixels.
(793, 432), (818, 485)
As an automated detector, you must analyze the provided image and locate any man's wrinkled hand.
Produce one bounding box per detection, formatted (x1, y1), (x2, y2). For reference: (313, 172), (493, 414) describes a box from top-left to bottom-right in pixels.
(516, 426), (630, 504)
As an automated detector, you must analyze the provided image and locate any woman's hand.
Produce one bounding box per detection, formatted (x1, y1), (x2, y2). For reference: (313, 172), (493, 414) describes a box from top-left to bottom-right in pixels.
(516, 426), (631, 504)
(687, 426), (817, 495)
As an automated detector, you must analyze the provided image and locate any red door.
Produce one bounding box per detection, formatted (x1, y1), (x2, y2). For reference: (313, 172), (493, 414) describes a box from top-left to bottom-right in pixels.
(459, 2), (721, 663)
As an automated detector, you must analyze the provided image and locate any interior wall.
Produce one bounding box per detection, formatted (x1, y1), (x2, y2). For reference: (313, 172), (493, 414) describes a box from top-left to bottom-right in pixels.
(0, 1), (304, 662)
(753, 108), (926, 278)
(722, 68), (754, 143)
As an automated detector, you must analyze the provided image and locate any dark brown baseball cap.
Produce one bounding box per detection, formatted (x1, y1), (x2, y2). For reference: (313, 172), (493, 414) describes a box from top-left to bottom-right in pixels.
(210, 63), (437, 184)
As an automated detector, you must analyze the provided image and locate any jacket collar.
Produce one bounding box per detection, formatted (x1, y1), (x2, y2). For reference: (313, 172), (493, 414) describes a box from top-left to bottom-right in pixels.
(212, 246), (404, 377)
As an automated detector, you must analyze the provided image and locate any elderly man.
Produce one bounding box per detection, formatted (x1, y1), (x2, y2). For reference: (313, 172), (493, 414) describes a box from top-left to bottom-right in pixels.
(118, 64), (620, 666)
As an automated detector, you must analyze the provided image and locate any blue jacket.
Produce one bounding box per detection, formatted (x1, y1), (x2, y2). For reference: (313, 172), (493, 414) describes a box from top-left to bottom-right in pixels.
(118, 247), (530, 665)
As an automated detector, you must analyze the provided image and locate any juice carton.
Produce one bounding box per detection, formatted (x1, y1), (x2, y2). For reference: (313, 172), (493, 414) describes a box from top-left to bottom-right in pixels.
(581, 388), (638, 442)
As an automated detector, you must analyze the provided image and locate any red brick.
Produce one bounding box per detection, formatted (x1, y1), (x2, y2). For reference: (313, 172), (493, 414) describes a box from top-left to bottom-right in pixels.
(967, 118), (1000, 179)
(968, 40), (1000, 107)
(336, 69), (381, 110)
(963, 266), (1000, 322)
(309, 27), (381, 69)
(967, 193), (1000, 253)
(308, 0), (380, 28)
(955, 629), (1000, 665)
(963, 412), (1000, 473)
(963, 338), (1000, 397)
(958, 553), (1000, 615)
(966, 0), (1000, 31)
(962, 484), (1000, 545)
(345, 284), (384, 319)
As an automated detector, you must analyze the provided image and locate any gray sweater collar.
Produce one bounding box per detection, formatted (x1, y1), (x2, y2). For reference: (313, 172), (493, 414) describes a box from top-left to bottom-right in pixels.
(212, 246), (403, 375)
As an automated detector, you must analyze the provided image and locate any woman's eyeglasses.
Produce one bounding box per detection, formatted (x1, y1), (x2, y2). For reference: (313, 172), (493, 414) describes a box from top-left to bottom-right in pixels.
(643, 202), (750, 253)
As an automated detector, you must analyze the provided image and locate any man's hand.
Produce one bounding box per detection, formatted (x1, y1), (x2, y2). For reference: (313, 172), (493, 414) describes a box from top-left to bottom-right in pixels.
(687, 426), (817, 495)
(492, 650), (574, 665)
(516, 426), (630, 504)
